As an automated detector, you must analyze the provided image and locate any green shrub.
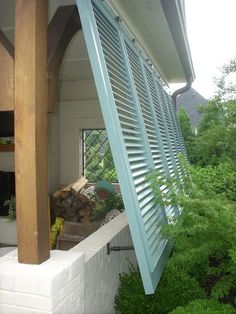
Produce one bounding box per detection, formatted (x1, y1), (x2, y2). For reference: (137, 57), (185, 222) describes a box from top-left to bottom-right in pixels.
(115, 263), (205, 314)
(190, 162), (236, 201)
(182, 98), (236, 166)
(148, 157), (236, 302)
(154, 263), (205, 314)
(115, 157), (236, 313)
(114, 270), (157, 314)
(169, 299), (236, 314)
(4, 196), (16, 222)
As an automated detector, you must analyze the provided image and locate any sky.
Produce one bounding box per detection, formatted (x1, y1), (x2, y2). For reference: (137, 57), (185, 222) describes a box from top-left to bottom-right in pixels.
(183, 0), (236, 99)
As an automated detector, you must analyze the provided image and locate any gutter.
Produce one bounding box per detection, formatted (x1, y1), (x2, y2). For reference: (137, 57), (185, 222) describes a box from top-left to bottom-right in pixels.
(160, 0), (195, 108)
(172, 76), (193, 109)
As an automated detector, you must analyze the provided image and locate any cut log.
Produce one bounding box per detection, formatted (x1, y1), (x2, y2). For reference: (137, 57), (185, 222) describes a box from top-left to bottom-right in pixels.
(51, 183), (93, 224)
(52, 185), (67, 198)
(75, 193), (91, 205)
(71, 176), (88, 194)
(62, 183), (73, 192)
(78, 205), (94, 224)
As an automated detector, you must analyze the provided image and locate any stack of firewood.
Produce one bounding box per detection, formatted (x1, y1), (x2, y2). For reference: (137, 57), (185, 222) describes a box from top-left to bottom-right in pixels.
(51, 177), (94, 224)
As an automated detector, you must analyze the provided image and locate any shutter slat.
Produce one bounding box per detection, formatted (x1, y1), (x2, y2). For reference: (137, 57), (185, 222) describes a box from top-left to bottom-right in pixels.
(77, 0), (183, 294)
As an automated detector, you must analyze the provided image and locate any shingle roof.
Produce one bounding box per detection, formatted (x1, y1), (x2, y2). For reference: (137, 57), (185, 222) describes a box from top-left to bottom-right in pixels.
(176, 87), (208, 127)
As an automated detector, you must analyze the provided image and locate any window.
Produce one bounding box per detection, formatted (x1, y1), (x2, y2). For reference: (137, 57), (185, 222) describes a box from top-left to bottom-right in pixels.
(82, 129), (117, 182)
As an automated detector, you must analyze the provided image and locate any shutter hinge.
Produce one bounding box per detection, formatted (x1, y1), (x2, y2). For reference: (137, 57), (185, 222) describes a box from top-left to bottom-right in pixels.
(107, 243), (134, 255)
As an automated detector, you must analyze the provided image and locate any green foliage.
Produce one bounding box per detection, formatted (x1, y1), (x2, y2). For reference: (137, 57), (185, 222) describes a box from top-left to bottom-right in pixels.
(188, 99), (236, 166)
(4, 196), (16, 222)
(83, 129), (117, 182)
(149, 157), (236, 305)
(115, 157), (236, 311)
(197, 100), (223, 134)
(178, 107), (195, 157)
(154, 263), (205, 314)
(190, 163), (236, 201)
(114, 268), (157, 314)
(181, 58), (236, 166)
(115, 58), (236, 313)
(92, 192), (123, 221)
(214, 57), (236, 101)
(115, 262), (204, 314)
(169, 299), (236, 314)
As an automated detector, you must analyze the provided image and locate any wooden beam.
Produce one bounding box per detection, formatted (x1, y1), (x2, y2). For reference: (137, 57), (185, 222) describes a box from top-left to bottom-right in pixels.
(47, 5), (81, 112)
(0, 30), (14, 111)
(15, 0), (50, 264)
(0, 6), (81, 113)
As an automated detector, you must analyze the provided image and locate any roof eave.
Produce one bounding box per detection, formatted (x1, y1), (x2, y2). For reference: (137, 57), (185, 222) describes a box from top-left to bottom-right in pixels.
(160, 0), (195, 82)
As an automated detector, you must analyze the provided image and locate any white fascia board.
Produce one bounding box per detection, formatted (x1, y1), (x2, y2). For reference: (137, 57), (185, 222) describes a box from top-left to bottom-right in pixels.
(161, 0), (195, 82)
(106, 0), (194, 84)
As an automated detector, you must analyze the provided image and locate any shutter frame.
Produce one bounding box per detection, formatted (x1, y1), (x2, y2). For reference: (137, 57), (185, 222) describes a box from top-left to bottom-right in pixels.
(76, 0), (183, 294)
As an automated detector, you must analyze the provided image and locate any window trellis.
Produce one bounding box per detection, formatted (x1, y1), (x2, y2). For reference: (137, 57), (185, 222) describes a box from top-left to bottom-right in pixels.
(76, 0), (186, 294)
(82, 129), (117, 182)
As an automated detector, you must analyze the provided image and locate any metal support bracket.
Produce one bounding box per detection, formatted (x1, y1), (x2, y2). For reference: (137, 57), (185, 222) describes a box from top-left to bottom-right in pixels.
(107, 243), (134, 255)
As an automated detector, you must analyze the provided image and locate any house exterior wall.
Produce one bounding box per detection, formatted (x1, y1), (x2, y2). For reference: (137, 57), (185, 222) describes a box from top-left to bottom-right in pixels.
(0, 213), (136, 314)
(0, 218), (17, 245)
(0, 152), (14, 172)
(70, 212), (136, 314)
(0, 82), (100, 195)
(59, 81), (103, 185)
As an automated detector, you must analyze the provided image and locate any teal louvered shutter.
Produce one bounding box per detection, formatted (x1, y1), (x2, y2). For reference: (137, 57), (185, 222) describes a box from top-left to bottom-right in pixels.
(76, 0), (183, 294)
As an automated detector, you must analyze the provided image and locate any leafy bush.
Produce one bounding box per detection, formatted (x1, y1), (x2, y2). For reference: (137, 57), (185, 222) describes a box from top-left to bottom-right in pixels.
(149, 157), (236, 304)
(92, 192), (124, 221)
(169, 299), (236, 314)
(189, 121), (236, 166)
(115, 263), (205, 314)
(180, 99), (236, 166)
(154, 263), (205, 314)
(115, 153), (236, 312)
(190, 162), (236, 201)
(4, 196), (16, 222)
(178, 107), (195, 157)
(114, 269), (157, 314)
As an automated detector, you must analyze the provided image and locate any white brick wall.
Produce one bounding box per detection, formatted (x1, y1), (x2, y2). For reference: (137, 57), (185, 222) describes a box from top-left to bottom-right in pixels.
(0, 81), (102, 194)
(59, 98), (104, 185)
(0, 249), (85, 314)
(0, 213), (137, 314)
(71, 213), (136, 314)
(0, 152), (14, 172)
(0, 218), (17, 245)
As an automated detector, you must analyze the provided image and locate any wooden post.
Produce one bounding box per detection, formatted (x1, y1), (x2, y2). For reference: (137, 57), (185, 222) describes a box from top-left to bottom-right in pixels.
(15, 0), (50, 264)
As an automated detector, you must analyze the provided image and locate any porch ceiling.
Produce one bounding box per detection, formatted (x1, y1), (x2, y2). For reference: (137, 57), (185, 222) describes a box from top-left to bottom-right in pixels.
(0, 0), (194, 86)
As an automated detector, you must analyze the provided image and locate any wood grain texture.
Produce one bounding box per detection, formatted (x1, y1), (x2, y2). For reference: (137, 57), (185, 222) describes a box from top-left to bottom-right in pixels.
(0, 30), (14, 111)
(47, 5), (82, 112)
(15, 0), (50, 264)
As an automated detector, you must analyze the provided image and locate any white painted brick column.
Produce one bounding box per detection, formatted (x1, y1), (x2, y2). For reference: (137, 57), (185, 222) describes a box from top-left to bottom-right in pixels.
(0, 250), (85, 314)
(0, 213), (137, 314)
